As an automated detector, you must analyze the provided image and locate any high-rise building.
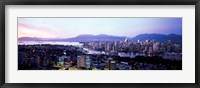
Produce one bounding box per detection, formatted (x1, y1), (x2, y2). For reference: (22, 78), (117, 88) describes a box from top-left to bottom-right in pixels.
(132, 38), (134, 42)
(85, 55), (92, 69)
(77, 55), (86, 68)
(137, 40), (140, 43)
(146, 39), (149, 43)
(153, 43), (159, 52)
(105, 58), (116, 70)
(110, 61), (116, 70)
(124, 38), (129, 45)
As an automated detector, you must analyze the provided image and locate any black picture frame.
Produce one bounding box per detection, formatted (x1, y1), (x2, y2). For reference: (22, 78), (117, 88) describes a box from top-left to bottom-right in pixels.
(0, 0), (200, 88)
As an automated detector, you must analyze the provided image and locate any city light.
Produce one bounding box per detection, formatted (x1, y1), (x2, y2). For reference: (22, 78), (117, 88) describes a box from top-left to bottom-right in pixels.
(18, 18), (182, 70)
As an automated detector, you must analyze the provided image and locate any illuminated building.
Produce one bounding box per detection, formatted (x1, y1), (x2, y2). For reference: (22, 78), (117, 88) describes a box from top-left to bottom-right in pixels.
(77, 55), (86, 68)
(105, 58), (116, 70)
(153, 43), (159, 52)
(85, 55), (92, 69)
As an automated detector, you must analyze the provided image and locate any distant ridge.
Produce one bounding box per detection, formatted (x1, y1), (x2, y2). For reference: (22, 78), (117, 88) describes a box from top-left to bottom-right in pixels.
(134, 33), (182, 44)
(18, 37), (43, 41)
(18, 33), (182, 44)
(59, 34), (127, 42)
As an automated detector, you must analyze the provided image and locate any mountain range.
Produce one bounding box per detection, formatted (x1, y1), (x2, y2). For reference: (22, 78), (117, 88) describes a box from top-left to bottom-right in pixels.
(18, 33), (182, 44)
(134, 33), (182, 44)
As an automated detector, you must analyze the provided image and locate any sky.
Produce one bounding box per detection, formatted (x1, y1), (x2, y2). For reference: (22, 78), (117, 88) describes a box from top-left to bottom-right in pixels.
(18, 18), (182, 39)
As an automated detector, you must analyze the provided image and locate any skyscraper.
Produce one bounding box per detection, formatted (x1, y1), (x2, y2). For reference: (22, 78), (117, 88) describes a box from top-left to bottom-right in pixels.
(85, 55), (92, 69)
(105, 58), (116, 70)
(153, 43), (159, 52)
(77, 55), (86, 68)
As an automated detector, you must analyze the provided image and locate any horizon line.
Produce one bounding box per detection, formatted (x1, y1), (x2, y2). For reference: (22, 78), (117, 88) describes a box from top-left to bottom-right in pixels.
(18, 33), (182, 39)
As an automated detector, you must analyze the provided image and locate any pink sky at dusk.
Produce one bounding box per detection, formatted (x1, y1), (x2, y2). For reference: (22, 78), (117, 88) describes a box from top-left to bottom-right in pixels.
(18, 18), (182, 39)
(18, 19), (69, 38)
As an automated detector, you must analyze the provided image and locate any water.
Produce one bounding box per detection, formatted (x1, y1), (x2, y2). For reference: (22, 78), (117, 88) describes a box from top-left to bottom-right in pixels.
(18, 41), (83, 46)
(18, 41), (136, 56)
(18, 41), (104, 55)
(83, 48), (108, 55)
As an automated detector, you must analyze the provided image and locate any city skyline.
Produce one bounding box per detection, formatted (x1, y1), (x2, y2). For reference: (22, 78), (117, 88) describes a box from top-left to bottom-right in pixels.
(18, 18), (182, 70)
(18, 18), (182, 39)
